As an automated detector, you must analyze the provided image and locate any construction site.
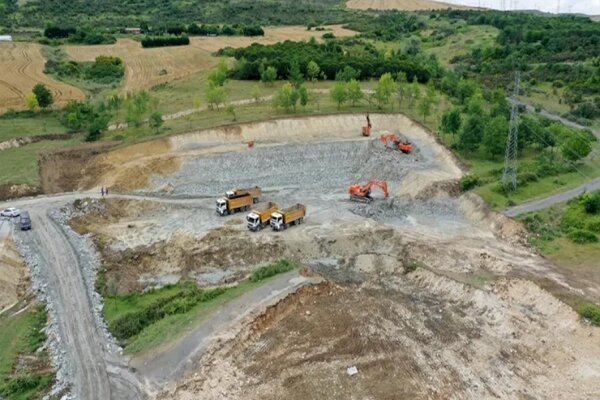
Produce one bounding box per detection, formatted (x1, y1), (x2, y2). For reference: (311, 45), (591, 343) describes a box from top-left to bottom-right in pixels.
(2, 113), (600, 400)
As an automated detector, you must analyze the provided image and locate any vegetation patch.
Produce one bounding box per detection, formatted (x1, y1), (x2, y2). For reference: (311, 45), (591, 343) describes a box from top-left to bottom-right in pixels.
(103, 260), (298, 353)
(0, 305), (54, 400)
(579, 303), (600, 326)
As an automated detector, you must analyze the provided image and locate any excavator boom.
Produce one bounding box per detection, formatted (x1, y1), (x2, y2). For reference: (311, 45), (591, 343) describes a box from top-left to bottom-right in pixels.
(348, 180), (389, 203)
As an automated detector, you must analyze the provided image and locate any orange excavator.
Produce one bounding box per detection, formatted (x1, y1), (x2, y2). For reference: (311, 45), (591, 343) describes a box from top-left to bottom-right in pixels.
(362, 114), (372, 137)
(380, 133), (412, 153)
(348, 180), (389, 203)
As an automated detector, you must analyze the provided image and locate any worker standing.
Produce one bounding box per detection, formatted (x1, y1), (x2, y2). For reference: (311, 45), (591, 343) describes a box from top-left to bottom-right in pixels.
(366, 113), (371, 129)
(101, 187), (104, 197)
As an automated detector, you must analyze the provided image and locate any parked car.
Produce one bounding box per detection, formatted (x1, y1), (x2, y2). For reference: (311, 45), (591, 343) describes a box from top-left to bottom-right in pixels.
(1, 207), (20, 217)
(19, 211), (31, 230)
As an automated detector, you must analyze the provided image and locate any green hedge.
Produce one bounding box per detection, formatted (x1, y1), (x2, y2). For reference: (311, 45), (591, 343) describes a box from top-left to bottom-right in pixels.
(250, 259), (296, 282)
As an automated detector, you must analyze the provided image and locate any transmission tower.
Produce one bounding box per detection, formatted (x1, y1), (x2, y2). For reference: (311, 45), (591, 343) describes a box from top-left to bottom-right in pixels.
(502, 71), (521, 190)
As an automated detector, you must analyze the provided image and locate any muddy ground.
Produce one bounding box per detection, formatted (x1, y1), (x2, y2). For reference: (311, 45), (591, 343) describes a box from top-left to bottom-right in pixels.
(61, 114), (600, 399)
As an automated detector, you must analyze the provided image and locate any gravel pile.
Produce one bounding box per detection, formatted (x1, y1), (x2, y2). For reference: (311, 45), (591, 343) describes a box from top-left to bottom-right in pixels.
(150, 140), (426, 197)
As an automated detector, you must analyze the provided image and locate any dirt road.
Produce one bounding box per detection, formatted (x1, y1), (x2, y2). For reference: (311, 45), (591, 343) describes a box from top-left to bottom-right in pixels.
(16, 202), (146, 400)
(134, 271), (322, 389)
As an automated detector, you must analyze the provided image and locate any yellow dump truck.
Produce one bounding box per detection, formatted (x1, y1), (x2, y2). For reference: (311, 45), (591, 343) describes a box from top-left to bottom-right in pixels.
(216, 192), (253, 216)
(270, 204), (306, 231)
(226, 186), (262, 204)
(246, 202), (279, 231)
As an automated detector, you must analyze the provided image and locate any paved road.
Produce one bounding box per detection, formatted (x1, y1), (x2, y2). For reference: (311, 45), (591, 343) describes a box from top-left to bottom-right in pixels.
(509, 98), (600, 140)
(134, 270), (321, 389)
(504, 177), (600, 217)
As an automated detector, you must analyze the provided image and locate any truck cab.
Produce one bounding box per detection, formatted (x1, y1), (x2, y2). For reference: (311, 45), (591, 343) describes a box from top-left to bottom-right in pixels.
(270, 212), (284, 231)
(246, 212), (261, 231)
(216, 198), (228, 216)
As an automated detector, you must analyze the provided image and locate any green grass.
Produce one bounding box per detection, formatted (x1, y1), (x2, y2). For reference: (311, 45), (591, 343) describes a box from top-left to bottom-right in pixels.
(0, 138), (82, 186)
(0, 112), (68, 142)
(0, 305), (53, 400)
(426, 25), (499, 67)
(518, 81), (570, 116)
(104, 260), (298, 354)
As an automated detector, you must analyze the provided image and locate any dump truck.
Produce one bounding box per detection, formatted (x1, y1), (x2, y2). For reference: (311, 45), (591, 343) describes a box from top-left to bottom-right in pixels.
(246, 202), (279, 231)
(270, 204), (306, 231)
(226, 186), (262, 204)
(216, 192), (254, 216)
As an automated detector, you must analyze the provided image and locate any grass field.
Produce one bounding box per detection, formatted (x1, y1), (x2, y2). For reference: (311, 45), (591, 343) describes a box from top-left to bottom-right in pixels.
(427, 24), (499, 67)
(0, 138), (81, 186)
(0, 305), (53, 400)
(0, 112), (68, 142)
(64, 26), (356, 94)
(0, 42), (85, 112)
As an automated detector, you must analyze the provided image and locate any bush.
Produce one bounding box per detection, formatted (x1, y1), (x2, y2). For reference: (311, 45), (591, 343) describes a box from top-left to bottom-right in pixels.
(44, 26), (75, 39)
(583, 192), (600, 214)
(579, 304), (600, 326)
(566, 229), (598, 244)
(322, 32), (335, 39)
(517, 172), (538, 185)
(250, 260), (297, 282)
(141, 35), (190, 48)
(459, 174), (480, 192)
(83, 56), (124, 83)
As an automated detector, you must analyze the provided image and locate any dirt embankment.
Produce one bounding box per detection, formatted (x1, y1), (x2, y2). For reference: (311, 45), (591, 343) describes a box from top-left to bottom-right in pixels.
(38, 141), (120, 194)
(0, 232), (30, 313)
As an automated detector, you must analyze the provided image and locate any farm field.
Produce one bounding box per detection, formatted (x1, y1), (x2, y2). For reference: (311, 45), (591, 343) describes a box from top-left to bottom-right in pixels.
(345, 0), (473, 10)
(64, 25), (357, 94)
(0, 42), (85, 112)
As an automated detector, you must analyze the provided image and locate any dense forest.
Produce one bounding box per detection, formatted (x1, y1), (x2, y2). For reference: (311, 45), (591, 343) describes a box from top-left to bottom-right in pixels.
(0, 0), (351, 29)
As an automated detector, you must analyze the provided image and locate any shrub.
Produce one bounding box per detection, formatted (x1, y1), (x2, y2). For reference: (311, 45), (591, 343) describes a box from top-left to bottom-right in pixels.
(83, 56), (124, 83)
(141, 35), (190, 48)
(459, 174), (480, 192)
(579, 304), (600, 326)
(586, 219), (600, 233)
(517, 172), (538, 185)
(322, 32), (335, 39)
(250, 260), (296, 282)
(583, 192), (600, 214)
(566, 229), (598, 244)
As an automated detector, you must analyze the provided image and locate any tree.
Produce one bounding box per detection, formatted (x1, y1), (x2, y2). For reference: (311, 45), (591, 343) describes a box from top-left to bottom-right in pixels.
(125, 91), (150, 127)
(306, 60), (321, 83)
(149, 112), (163, 134)
(440, 109), (461, 136)
(335, 66), (360, 82)
(561, 136), (592, 162)
(466, 90), (485, 115)
(346, 79), (363, 107)
(298, 86), (310, 107)
(85, 112), (109, 142)
(482, 116), (509, 157)
(208, 59), (228, 87)
(404, 36), (421, 55)
(288, 60), (303, 88)
(251, 85), (262, 103)
(396, 72), (407, 107)
(32, 83), (53, 109)
(273, 82), (298, 112)
(406, 82), (421, 107)
(374, 73), (397, 110)
(25, 94), (39, 112)
(418, 83), (438, 122)
(330, 81), (348, 110)
(226, 105), (236, 121)
(206, 81), (227, 109)
(457, 114), (486, 152)
(260, 66), (277, 86)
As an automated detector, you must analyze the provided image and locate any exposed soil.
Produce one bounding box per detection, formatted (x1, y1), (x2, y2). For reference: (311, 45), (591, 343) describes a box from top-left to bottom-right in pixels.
(0, 223), (30, 313)
(0, 183), (41, 201)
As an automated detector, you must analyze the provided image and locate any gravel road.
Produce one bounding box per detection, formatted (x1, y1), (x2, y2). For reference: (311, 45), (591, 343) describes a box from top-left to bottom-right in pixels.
(133, 271), (322, 389)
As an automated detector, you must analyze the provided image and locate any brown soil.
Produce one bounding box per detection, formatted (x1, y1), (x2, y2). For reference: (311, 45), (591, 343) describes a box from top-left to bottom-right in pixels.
(0, 236), (30, 313)
(38, 141), (120, 194)
(0, 183), (41, 201)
